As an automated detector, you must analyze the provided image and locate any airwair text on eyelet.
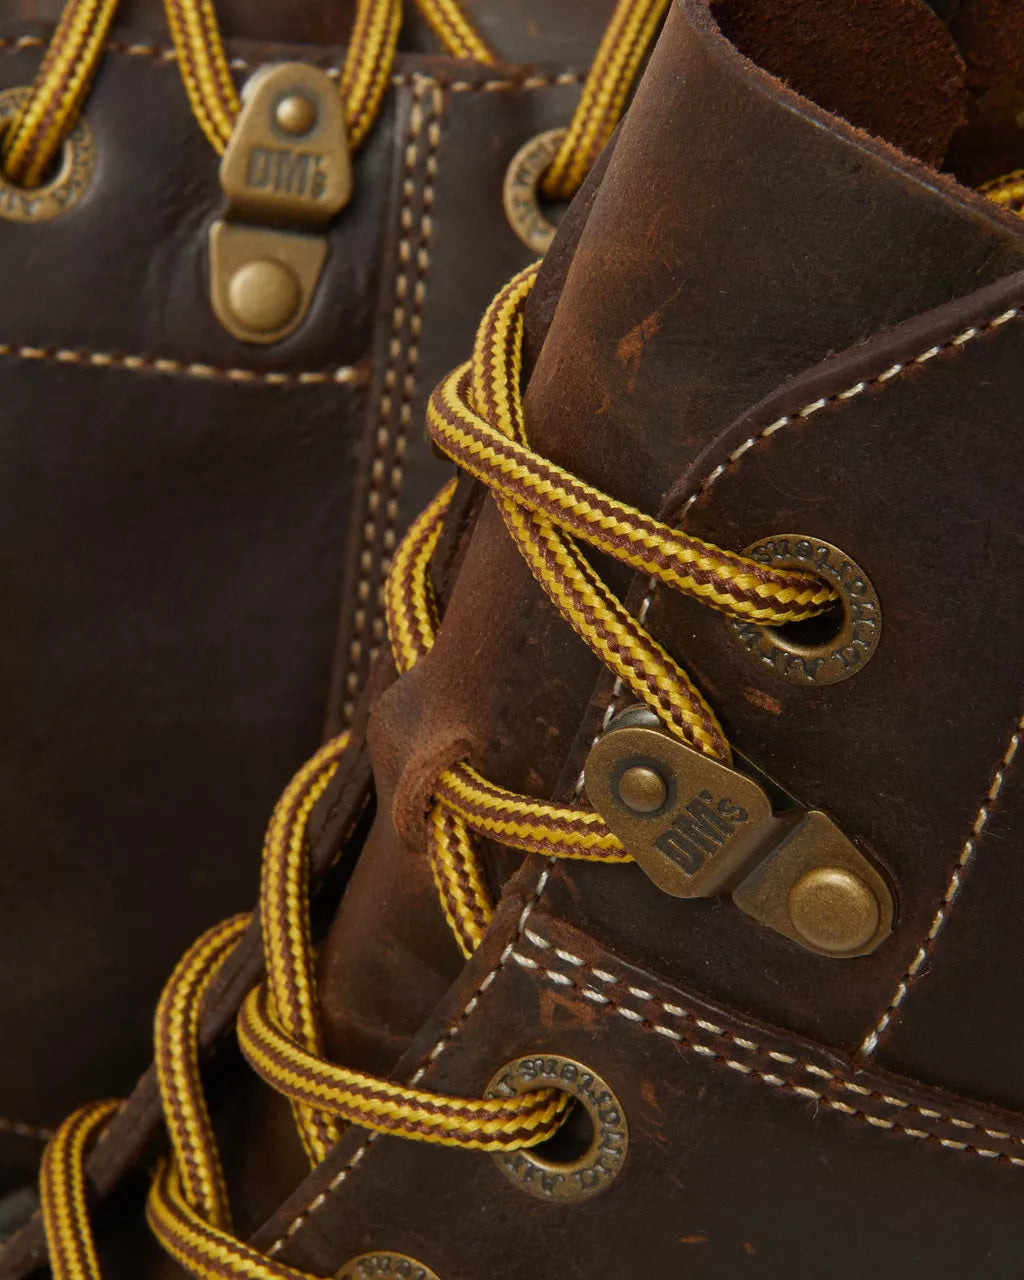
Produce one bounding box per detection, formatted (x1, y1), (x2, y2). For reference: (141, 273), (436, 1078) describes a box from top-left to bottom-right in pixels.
(503, 128), (566, 255)
(336, 1252), (441, 1280)
(486, 1055), (628, 1201)
(731, 535), (881, 685)
(0, 88), (93, 222)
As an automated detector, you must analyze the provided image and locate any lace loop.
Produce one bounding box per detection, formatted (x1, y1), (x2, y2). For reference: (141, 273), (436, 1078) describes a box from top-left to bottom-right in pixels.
(36, 255), (836, 1280)
(30, 6), (719, 1275)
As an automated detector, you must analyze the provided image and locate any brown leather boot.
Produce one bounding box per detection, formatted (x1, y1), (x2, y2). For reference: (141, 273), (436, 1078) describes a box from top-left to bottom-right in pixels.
(8, 0), (1024, 1274)
(0, 0), (667, 1196)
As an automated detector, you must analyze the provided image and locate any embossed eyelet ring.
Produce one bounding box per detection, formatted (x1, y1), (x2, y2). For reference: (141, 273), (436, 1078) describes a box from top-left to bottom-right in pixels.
(337, 1252), (441, 1280)
(486, 1054), (628, 1201)
(731, 535), (881, 686)
(0, 88), (94, 223)
(503, 127), (566, 255)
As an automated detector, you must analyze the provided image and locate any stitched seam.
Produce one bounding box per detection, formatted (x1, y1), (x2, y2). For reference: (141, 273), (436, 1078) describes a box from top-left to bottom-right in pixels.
(265, 862), (555, 1256)
(583, 303), (1024, 1039)
(516, 933), (1024, 1167)
(650, 309), (1022, 657)
(0, 343), (363, 387)
(342, 77), (442, 725)
(860, 710), (1024, 1055)
(0, 1116), (51, 1142)
(0, 36), (587, 96)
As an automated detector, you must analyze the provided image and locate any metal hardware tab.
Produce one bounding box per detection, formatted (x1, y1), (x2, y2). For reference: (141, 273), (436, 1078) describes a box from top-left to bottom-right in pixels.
(585, 707), (893, 957)
(209, 63), (351, 344)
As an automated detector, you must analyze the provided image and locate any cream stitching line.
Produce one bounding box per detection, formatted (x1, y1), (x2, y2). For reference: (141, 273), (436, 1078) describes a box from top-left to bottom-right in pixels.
(265, 863), (555, 1257)
(0, 1117), (51, 1142)
(860, 711), (1024, 1055)
(342, 76), (443, 726)
(0, 35), (586, 96)
(0, 343), (362, 387)
(585, 302), (1024, 1037)
(515, 929), (1024, 1167)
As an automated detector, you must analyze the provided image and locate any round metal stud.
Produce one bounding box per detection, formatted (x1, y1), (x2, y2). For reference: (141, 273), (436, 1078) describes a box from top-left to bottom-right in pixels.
(787, 865), (881, 955)
(226, 258), (302, 333)
(486, 1054), (628, 1202)
(0, 88), (94, 222)
(615, 763), (668, 814)
(274, 91), (318, 137)
(502, 127), (566, 255)
(337, 1252), (441, 1280)
(733, 535), (881, 685)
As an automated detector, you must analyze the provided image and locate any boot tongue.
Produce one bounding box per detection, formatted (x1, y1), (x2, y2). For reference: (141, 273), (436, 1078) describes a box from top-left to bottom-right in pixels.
(316, 0), (1024, 1075)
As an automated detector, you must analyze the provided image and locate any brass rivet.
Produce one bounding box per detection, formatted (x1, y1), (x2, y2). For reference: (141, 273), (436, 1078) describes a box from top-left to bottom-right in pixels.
(616, 764), (668, 814)
(226, 258), (302, 334)
(787, 866), (880, 955)
(274, 92), (317, 136)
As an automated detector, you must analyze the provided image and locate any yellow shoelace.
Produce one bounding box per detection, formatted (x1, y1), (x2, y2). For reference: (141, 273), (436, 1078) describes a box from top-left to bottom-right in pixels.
(0, 0), (668, 205)
(35, 259), (836, 1280)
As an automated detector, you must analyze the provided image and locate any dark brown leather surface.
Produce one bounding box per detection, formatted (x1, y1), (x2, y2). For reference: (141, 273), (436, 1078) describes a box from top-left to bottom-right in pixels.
(327, 0), (1024, 1078)
(0, 7), (607, 1189)
(324, 62), (588, 733)
(0, 24), (391, 1181)
(258, 903), (1024, 1278)
(7, 0), (1024, 1273)
(264, 0), (1024, 1271)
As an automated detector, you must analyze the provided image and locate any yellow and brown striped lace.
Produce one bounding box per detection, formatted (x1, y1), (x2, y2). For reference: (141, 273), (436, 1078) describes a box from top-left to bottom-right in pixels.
(35, 258), (836, 1280)
(0, 0), (667, 202)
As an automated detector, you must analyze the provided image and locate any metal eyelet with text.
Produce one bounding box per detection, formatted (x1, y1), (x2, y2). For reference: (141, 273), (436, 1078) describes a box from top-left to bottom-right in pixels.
(502, 128), (566, 255)
(336, 1253), (441, 1280)
(0, 88), (94, 222)
(486, 1054), (628, 1202)
(731, 535), (881, 685)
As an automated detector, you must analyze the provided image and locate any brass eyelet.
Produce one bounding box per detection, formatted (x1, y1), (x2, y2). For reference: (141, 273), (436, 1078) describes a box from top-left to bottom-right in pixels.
(502, 128), (566, 255)
(731, 535), (881, 685)
(0, 88), (94, 223)
(486, 1054), (628, 1201)
(337, 1253), (441, 1279)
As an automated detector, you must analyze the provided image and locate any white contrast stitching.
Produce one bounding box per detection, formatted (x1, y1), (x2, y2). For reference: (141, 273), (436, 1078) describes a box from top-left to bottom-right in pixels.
(266, 862), (556, 1256)
(860, 712), (1024, 1055)
(0, 35), (586, 96)
(342, 76), (442, 725)
(627, 306), (1022, 704)
(516, 935), (1024, 1168)
(0, 1116), (51, 1142)
(582, 300), (1024, 1052)
(0, 342), (362, 387)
